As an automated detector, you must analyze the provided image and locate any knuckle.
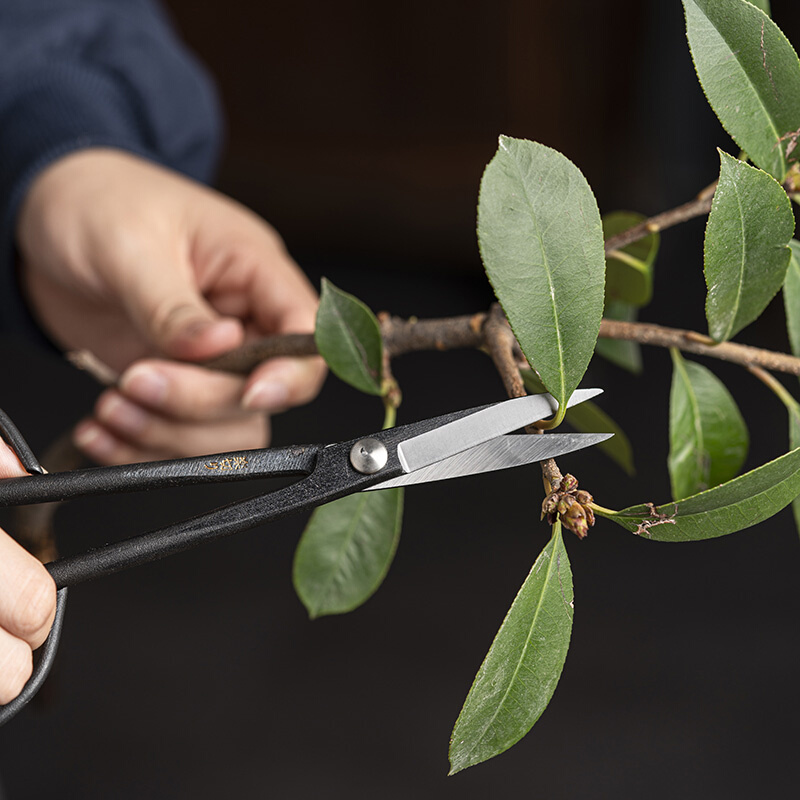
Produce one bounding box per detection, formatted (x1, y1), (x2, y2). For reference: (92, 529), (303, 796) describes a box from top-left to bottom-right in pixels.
(11, 565), (56, 639)
(0, 640), (32, 704)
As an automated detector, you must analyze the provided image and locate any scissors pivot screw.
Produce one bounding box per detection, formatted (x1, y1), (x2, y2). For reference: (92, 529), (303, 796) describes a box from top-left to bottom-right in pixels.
(350, 438), (388, 474)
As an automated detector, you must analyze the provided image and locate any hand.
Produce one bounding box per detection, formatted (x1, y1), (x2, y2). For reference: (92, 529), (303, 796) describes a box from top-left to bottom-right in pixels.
(16, 148), (326, 464)
(0, 445), (57, 704)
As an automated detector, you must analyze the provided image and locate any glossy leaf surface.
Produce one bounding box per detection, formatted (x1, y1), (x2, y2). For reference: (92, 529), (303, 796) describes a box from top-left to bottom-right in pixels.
(683, 0), (800, 179)
(704, 151), (793, 342)
(449, 522), (573, 774)
(603, 210), (658, 307)
(293, 488), (403, 618)
(315, 278), (383, 395)
(668, 350), (748, 500)
(783, 240), (800, 359)
(610, 445), (800, 541)
(478, 136), (605, 410)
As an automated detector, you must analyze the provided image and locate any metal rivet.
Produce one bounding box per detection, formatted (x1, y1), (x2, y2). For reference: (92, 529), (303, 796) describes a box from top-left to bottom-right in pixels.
(349, 438), (388, 474)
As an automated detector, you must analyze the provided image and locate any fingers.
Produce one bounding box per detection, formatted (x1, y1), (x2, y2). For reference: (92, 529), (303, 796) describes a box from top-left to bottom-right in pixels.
(75, 404), (269, 464)
(243, 356), (327, 412)
(0, 449), (57, 705)
(111, 250), (245, 362)
(73, 359), (272, 464)
(0, 440), (28, 480)
(0, 530), (57, 653)
(117, 361), (247, 421)
(0, 627), (33, 705)
(0, 525), (58, 704)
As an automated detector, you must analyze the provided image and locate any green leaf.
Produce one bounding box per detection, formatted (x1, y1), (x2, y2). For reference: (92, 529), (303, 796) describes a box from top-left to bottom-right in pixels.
(683, 0), (800, 179)
(609, 445), (800, 541)
(704, 151), (794, 342)
(478, 136), (605, 413)
(782, 240), (800, 359)
(668, 350), (749, 500)
(749, 0), (770, 16)
(315, 278), (384, 395)
(449, 522), (573, 774)
(595, 299), (643, 374)
(293, 488), (403, 618)
(603, 211), (659, 307)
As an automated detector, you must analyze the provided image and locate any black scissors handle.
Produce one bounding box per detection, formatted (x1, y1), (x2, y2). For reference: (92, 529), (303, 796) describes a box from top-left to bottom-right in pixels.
(0, 445), (319, 507)
(44, 434), (405, 588)
(0, 401), (479, 726)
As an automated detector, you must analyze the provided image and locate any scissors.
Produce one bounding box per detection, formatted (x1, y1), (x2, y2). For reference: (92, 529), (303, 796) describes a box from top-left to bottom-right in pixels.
(0, 389), (610, 725)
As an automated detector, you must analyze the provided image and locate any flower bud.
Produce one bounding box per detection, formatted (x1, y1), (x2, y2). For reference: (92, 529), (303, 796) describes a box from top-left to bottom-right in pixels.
(560, 500), (588, 539)
(557, 494), (575, 516)
(559, 474), (579, 493)
(541, 491), (559, 520)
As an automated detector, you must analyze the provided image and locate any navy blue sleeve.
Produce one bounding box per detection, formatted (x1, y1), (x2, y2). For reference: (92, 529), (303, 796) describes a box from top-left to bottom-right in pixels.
(0, 0), (224, 345)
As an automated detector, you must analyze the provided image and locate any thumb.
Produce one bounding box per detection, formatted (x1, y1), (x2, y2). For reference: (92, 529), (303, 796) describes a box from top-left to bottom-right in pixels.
(114, 256), (244, 361)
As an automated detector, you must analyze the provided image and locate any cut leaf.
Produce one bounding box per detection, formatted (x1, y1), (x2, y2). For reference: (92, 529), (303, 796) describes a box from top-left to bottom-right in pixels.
(704, 151), (794, 342)
(315, 278), (384, 395)
(478, 136), (605, 412)
(293, 488), (403, 618)
(683, 0), (800, 179)
(595, 299), (643, 374)
(603, 211), (659, 307)
(668, 349), (748, 500)
(520, 369), (634, 474)
(609, 445), (800, 541)
(449, 522), (573, 774)
(783, 240), (800, 359)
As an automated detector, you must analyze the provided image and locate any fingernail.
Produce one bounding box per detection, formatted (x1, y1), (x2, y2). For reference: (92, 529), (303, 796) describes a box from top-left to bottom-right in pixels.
(242, 380), (289, 411)
(119, 364), (169, 407)
(97, 394), (149, 435)
(73, 422), (116, 460)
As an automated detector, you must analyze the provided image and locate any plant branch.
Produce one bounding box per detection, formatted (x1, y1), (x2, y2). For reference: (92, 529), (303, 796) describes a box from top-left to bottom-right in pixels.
(189, 313), (800, 379)
(482, 304), (562, 489)
(599, 319), (800, 375)
(603, 184), (715, 254)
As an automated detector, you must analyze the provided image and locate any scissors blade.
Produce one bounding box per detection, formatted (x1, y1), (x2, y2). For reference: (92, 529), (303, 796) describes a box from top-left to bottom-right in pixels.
(369, 432), (612, 490)
(396, 388), (603, 474)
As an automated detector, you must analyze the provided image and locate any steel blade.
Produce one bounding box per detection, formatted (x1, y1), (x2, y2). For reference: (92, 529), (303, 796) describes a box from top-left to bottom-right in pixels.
(396, 388), (603, 473)
(368, 432), (612, 490)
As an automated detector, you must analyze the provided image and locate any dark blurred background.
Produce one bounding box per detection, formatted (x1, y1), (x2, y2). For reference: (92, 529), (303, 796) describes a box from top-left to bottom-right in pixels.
(2, 1), (800, 797)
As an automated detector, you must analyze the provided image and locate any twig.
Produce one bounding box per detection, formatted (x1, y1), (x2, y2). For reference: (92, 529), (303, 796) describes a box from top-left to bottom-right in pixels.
(599, 319), (800, 375)
(482, 304), (562, 489)
(603, 187), (715, 254)
(187, 314), (800, 378)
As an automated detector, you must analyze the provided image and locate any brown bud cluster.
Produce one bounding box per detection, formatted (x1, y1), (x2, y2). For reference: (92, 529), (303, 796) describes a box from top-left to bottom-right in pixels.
(540, 474), (595, 539)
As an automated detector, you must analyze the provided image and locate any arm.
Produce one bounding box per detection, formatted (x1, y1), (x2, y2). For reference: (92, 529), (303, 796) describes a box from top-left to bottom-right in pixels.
(0, 0), (223, 345)
(1, 2), (325, 463)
